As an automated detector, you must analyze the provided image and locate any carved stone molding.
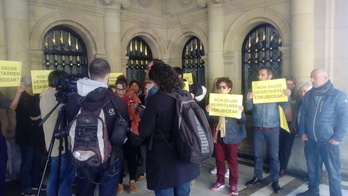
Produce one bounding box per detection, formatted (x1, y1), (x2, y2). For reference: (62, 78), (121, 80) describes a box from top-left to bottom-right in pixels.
(197, 0), (207, 8)
(100, 0), (113, 5)
(179, 0), (193, 7)
(138, 0), (153, 8)
(121, 0), (131, 9)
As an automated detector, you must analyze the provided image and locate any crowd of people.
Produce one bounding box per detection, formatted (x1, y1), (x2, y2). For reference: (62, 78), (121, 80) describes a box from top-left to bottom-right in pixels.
(0, 58), (347, 196)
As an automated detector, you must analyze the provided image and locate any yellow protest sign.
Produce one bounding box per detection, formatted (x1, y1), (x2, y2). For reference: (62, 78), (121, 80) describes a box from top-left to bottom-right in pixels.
(278, 105), (290, 133)
(108, 73), (123, 86)
(0, 60), (22, 87)
(209, 93), (243, 119)
(31, 70), (52, 94)
(183, 73), (193, 85)
(252, 78), (287, 104)
(183, 81), (190, 91)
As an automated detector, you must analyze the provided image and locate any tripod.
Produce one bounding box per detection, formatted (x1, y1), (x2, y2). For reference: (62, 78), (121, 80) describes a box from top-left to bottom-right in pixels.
(36, 100), (69, 196)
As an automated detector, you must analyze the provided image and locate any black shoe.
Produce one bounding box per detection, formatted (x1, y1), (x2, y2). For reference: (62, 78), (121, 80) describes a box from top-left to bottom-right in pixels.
(245, 177), (263, 186)
(272, 181), (281, 193)
(296, 190), (320, 196)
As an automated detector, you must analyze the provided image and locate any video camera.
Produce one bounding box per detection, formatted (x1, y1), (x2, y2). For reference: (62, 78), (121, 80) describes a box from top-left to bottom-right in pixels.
(55, 74), (85, 103)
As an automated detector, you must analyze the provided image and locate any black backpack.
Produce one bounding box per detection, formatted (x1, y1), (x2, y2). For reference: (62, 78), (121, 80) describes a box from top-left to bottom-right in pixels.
(161, 89), (214, 163)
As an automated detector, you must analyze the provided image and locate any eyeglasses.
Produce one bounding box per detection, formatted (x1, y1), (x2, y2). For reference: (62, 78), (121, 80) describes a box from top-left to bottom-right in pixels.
(217, 85), (228, 90)
(116, 88), (126, 92)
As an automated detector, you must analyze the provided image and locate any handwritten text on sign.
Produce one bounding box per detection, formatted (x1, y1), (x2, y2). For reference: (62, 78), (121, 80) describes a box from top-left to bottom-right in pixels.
(209, 93), (243, 119)
(0, 60), (22, 87)
(252, 78), (287, 104)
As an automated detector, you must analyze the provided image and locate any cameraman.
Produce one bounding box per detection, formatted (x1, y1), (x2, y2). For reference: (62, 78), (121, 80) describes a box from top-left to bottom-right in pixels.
(65, 59), (129, 196)
(39, 70), (75, 196)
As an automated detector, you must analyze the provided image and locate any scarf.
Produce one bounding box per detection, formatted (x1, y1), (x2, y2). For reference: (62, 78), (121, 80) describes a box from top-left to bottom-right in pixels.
(216, 116), (226, 137)
(311, 80), (332, 96)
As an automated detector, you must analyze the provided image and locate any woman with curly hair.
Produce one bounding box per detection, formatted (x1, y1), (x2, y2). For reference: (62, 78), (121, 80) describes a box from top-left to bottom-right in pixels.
(139, 62), (200, 196)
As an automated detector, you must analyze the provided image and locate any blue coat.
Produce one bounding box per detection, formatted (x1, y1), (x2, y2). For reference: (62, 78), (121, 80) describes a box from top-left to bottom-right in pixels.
(299, 83), (348, 142)
(210, 112), (247, 144)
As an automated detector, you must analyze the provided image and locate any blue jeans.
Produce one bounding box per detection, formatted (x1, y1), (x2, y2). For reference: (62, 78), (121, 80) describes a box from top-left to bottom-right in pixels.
(0, 136), (7, 196)
(304, 140), (342, 196)
(76, 156), (122, 196)
(19, 144), (43, 191)
(253, 127), (280, 182)
(47, 153), (75, 196)
(154, 181), (191, 196)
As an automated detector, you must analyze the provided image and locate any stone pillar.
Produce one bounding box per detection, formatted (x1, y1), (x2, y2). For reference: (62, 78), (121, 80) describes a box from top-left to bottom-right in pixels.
(103, 3), (122, 72)
(0, 0), (7, 60)
(207, 2), (224, 92)
(3, 0), (30, 75)
(291, 0), (315, 81)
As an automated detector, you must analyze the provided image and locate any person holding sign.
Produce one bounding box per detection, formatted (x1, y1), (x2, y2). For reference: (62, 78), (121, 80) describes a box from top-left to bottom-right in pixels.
(11, 75), (46, 196)
(297, 68), (348, 196)
(206, 77), (246, 196)
(245, 66), (291, 194)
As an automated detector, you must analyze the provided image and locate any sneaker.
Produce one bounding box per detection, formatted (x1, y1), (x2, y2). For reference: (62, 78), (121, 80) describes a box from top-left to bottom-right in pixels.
(230, 185), (238, 195)
(211, 182), (225, 190)
(210, 167), (217, 174)
(32, 184), (47, 191)
(21, 188), (35, 196)
(272, 181), (281, 193)
(117, 184), (123, 195)
(137, 173), (146, 181)
(296, 190), (320, 196)
(129, 180), (137, 194)
(245, 176), (262, 186)
(225, 169), (230, 178)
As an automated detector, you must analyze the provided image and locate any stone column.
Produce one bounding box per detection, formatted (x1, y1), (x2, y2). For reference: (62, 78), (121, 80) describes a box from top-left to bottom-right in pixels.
(207, 1), (224, 92)
(3, 0), (30, 75)
(103, 2), (122, 72)
(0, 0), (7, 60)
(291, 0), (315, 81)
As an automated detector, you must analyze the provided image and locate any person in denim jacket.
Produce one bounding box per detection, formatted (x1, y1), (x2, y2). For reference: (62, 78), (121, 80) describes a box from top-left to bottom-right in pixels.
(245, 66), (291, 193)
(206, 77), (246, 195)
(297, 68), (348, 196)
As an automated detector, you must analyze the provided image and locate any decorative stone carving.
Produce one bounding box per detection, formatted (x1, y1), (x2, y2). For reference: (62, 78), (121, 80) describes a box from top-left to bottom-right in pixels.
(100, 0), (113, 5)
(121, 0), (131, 8)
(179, 0), (193, 7)
(138, 0), (153, 8)
(197, 0), (207, 7)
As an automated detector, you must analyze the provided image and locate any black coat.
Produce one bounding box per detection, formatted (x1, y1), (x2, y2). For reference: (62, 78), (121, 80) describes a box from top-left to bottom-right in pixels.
(15, 91), (44, 147)
(139, 92), (200, 190)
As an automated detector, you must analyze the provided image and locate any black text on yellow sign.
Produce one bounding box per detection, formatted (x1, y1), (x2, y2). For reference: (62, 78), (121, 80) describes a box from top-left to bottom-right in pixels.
(0, 60), (22, 87)
(252, 78), (288, 104)
(209, 93), (243, 119)
(31, 70), (52, 94)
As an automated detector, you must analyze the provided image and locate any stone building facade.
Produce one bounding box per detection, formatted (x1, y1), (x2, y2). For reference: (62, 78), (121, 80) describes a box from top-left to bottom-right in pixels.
(1, 0), (348, 179)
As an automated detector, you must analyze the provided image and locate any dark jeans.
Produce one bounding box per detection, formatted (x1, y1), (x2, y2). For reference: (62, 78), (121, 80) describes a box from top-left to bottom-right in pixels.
(119, 141), (137, 183)
(279, 126), (295, 171)
(0, 136), (7, 196)
(253, 127), (280, 183)
(76, 156), (122, 196)
(305, 140), (342, 196)
(46, 153), (75, 196)
(19, 144), (43, 192)
(154, 181), (190, 196)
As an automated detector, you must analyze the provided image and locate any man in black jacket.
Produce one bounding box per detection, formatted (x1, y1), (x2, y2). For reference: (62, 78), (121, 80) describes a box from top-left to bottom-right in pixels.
(66, 58), (129, 196)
